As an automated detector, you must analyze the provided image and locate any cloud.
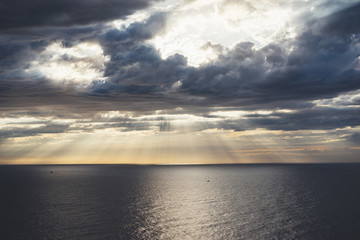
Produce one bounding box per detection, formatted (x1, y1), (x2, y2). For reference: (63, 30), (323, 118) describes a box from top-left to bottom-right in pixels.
(245, 107), (360, 131)
(84, 3), (360, 114)
(0, 0), (159, 31)
(2, 0), (360, 165)
(347, 133), (360, 144)
(318, 2), (360, 36)
(180, 3), (360, 105)
(0, 124), (70, 143)
(0, 2), (360, 131)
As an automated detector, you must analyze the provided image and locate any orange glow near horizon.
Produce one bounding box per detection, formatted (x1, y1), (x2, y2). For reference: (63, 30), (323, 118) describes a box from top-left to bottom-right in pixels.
(1, 122), (359, 165)
(1, 110), (360, 165)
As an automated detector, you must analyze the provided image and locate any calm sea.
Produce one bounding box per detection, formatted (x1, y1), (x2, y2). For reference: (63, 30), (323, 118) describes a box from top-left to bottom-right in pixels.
(0, 164), (360, 239)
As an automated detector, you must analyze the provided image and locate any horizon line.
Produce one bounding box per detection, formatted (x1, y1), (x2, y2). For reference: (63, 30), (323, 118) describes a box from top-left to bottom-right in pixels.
(1, 162), (360, 166)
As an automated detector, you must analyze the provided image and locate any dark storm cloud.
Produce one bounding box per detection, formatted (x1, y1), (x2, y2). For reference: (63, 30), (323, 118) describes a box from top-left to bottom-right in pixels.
(99, 12), (186, 92)
(88, 2), (360, 113)
(0, 0), (161, 85)
(0, 11), (179, 113)
(181, 23), (360, 106)
(0, 0), (158, 31)
(101, 12), (167, 51)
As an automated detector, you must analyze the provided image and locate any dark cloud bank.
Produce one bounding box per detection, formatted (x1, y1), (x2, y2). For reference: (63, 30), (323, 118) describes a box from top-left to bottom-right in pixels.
(0, 1), (360, 133)
(0, 0), (157, 31)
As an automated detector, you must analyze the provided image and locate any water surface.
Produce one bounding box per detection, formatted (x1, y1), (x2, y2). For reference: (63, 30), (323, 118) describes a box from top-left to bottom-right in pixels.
(1, 164), (360, 239)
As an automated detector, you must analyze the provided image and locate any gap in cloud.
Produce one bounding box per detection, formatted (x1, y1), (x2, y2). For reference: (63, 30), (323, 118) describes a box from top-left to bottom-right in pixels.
(147, 0), (298, 67)
(144, 0), (359, 67)
(26, 41), (109, 87)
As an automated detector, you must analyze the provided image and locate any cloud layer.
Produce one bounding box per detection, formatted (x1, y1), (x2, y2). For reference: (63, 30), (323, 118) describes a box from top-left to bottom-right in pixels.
(0, 0), (159, 31)
(0, 0), (359, 163)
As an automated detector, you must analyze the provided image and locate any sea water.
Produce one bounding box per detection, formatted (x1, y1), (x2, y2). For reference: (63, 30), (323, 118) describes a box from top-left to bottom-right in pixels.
(0, 164), (360, 239)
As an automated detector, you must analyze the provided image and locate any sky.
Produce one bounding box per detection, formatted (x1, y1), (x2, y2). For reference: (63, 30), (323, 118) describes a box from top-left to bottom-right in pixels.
(0, 0), (360, 164)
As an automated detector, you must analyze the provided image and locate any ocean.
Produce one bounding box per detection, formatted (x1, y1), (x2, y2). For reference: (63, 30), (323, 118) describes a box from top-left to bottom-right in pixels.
(0, 164), (360, 239)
